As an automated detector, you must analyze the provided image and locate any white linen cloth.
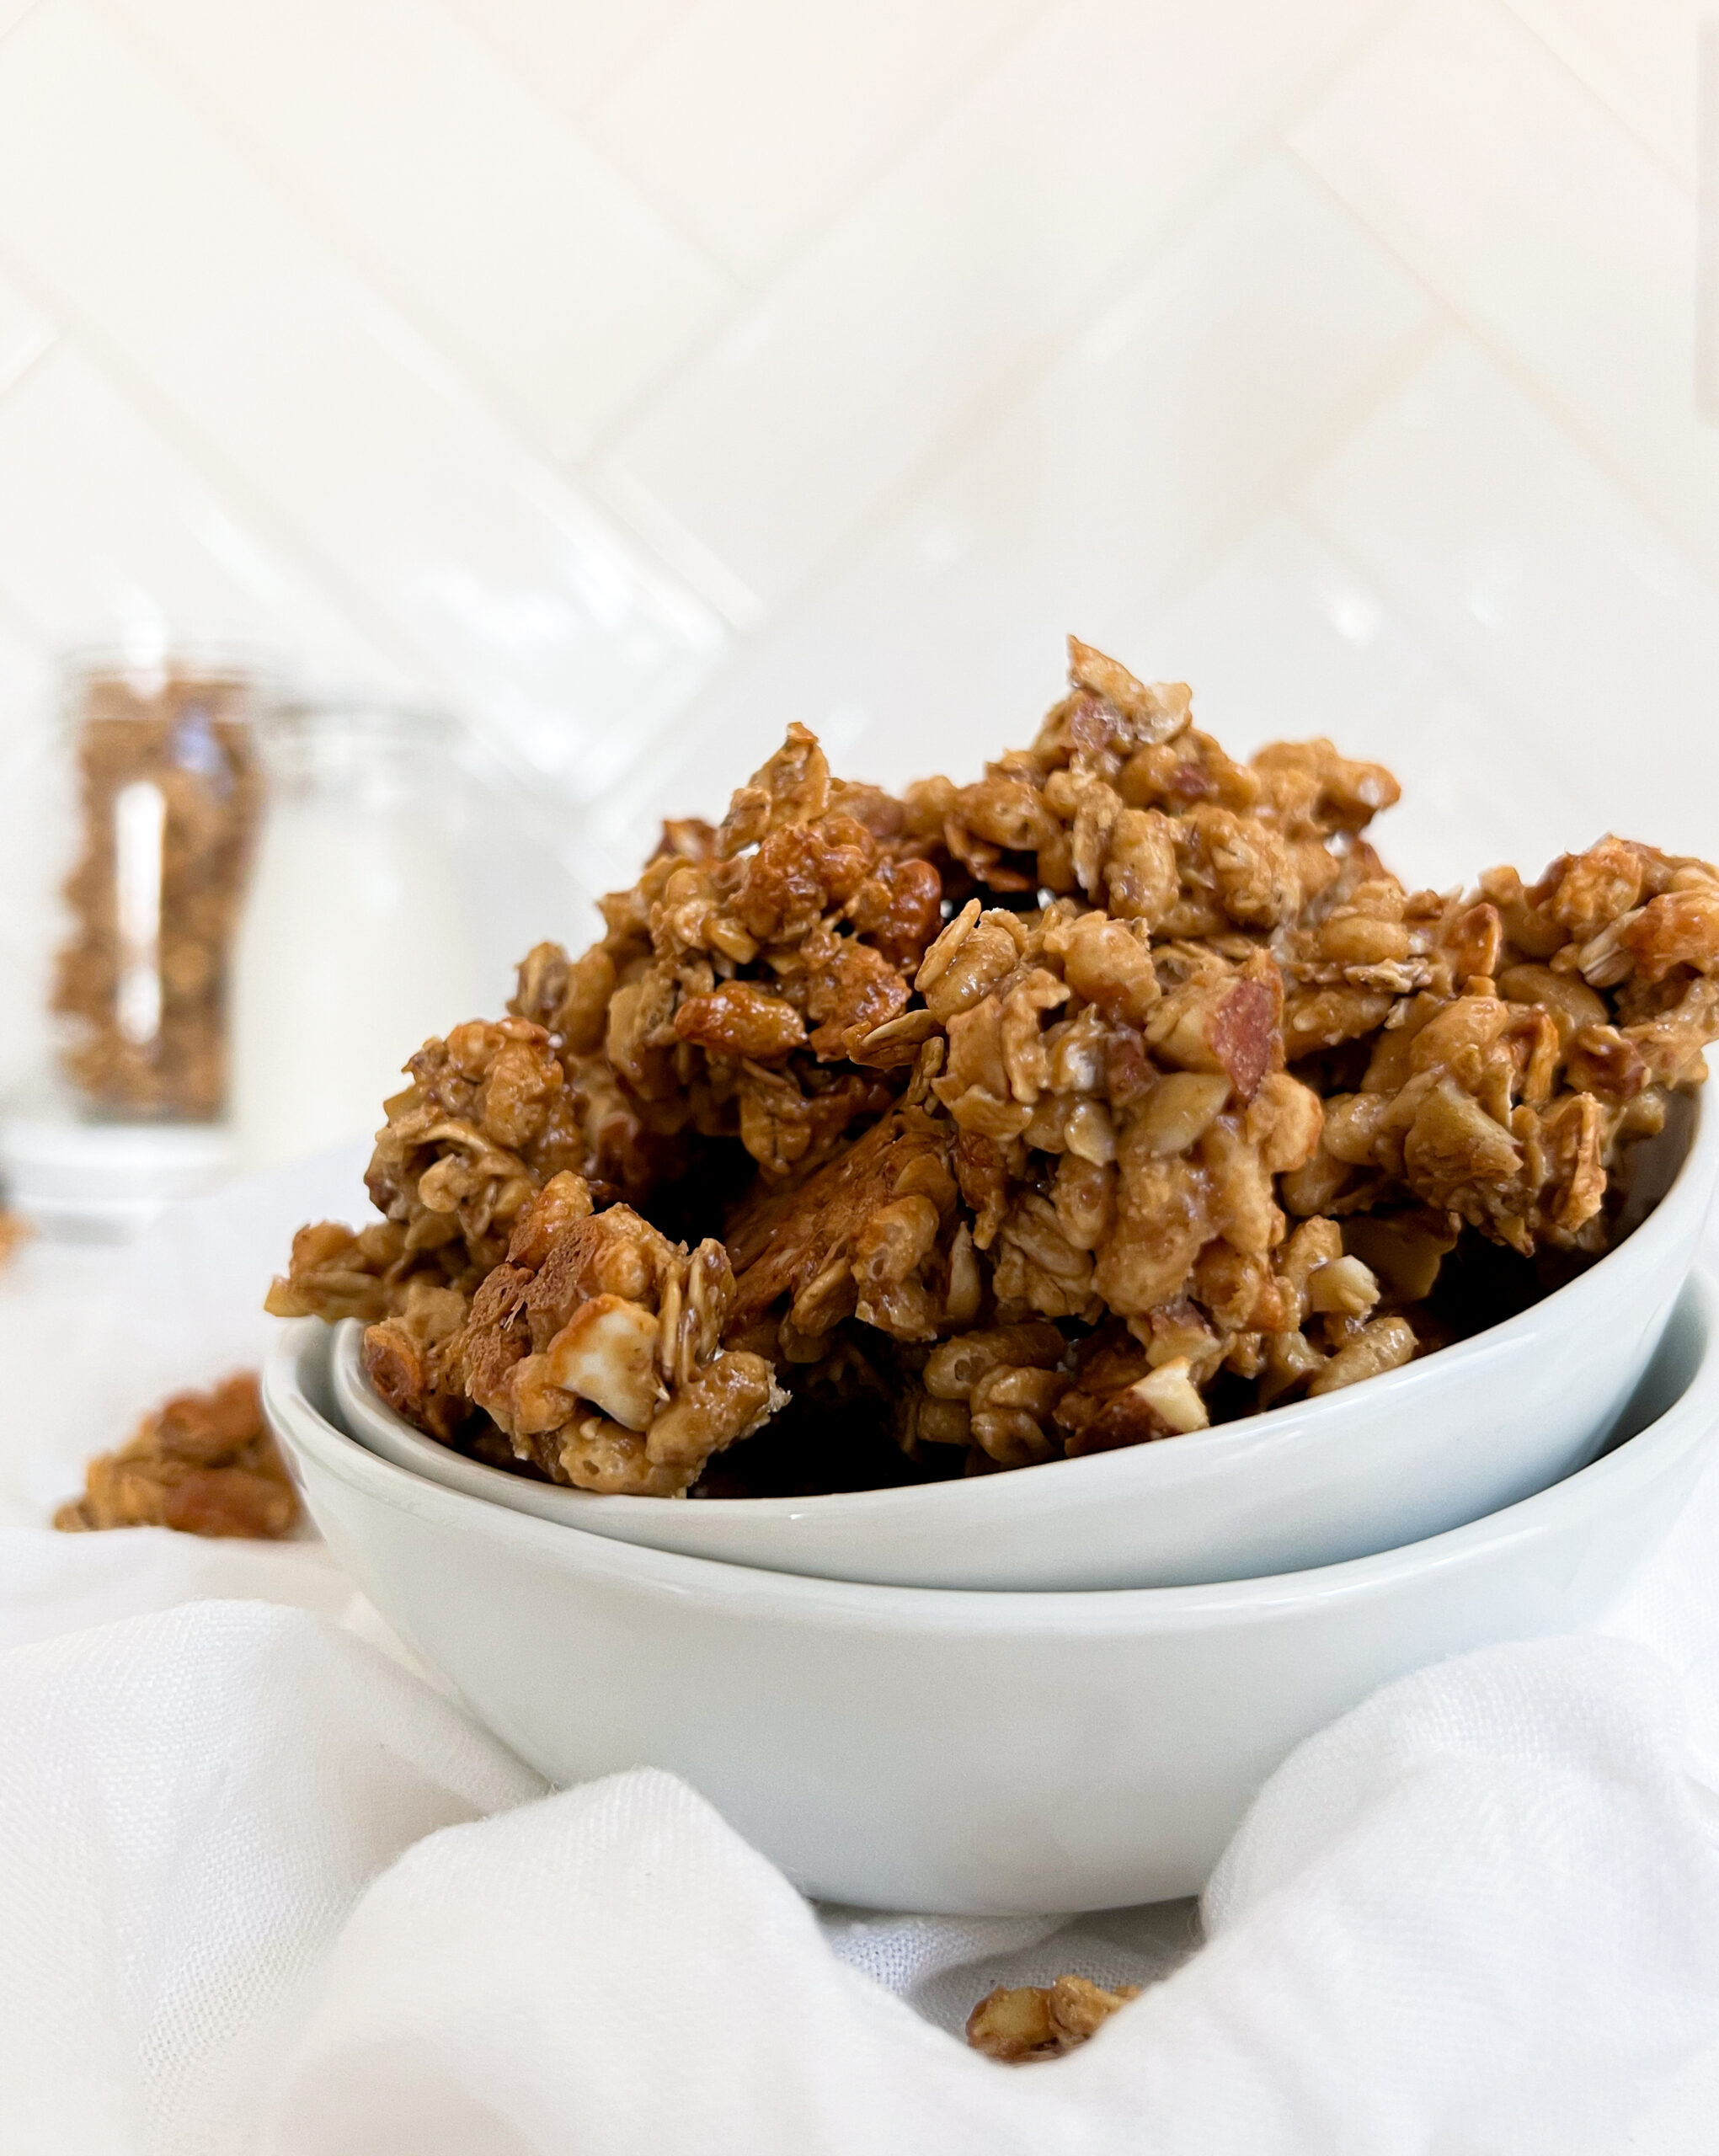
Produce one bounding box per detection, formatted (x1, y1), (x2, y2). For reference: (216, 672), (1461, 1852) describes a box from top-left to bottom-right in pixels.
(3, 1150), (1719, 2153)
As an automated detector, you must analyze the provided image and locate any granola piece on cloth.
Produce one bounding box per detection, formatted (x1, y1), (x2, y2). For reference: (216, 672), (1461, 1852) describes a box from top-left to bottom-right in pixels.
(966, 1974), (1143, 2062)
(54, 1371), (296, 1539)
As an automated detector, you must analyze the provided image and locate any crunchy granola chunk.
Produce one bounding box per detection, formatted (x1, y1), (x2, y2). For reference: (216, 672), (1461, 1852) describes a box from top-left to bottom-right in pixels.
(363, 1017), (581, 1282)
(1053, 1323), (1213, 1454)
(967, 1974), (1143, 2062)
(272, 638), (1719, 1493)
(267, 1009), (627, 1326)
(266, 1218), (412, 1321)
(923, 1321), (1070, 1466)
(54, 1372), (296, 1539)
(361, 1277), (477, 1444)
(1280, 836), (1719, 1257)
(725, 1107), (965, 1349)
(440, 1174), (786, 1495)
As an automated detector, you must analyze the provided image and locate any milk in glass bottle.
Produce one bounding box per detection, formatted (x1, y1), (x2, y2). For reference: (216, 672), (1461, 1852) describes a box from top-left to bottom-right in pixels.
(232, 701), (480, 1171)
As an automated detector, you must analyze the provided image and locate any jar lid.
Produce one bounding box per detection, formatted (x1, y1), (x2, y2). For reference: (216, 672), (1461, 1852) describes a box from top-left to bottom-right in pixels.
(265, 697), (452, 749)
(258, 698), (457, 794)
(61, 641), (283, 691)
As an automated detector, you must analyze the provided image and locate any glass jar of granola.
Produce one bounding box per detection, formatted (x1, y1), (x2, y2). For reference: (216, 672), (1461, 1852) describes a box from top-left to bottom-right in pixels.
(51, 653), (265, 1122)
(0, 653), (268, 1235)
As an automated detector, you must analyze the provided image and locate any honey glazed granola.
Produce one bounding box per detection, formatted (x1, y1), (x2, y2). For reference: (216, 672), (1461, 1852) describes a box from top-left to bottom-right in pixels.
(55, 1371), (297, 1540)
(268, 638), (1719, 1501)
(966, 1974), (1142, 2062)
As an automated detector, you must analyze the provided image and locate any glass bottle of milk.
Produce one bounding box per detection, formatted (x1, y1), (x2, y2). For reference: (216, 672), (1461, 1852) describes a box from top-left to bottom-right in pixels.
(231, 701), (480, 1171)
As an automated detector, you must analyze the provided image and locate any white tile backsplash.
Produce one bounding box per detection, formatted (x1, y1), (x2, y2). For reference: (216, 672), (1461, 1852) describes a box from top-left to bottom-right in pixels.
(586, 0), (1049, 281)
(0, 0), (1712, 1074)
(0, 0), (725, 792)
(0, 339), (396, 675)
(103, 0), (734, 456)
(1365, 686), (1611, 893)
(0, 261), (52, 400)
(602, 0), (1391, 611)
(587, 157), (1433, 883)
(1500, 0), (1705, 183)
(1300, 335), (1719, 859)
(439, 0), (699, 124)
(863, 154), (1434, 675)
(1129, 510), (1452, 765)
(1294, 0), (1719, 576)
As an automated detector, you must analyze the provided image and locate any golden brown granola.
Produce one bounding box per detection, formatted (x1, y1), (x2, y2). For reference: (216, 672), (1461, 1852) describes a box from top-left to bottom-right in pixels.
(270, 638), (1719, 1497)
(53, 1371), (297, 1539)
(52, 667), (261, 1120)
(966, 1973), (1143, 2061)
(415, 1170), (786, 1495)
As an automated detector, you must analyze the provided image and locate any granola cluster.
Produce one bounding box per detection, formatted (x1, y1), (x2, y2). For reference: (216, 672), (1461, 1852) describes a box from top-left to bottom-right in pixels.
(966, 1974), (1142, 2062)
(270, 638), (1719, 1499)
(54, 1371), (297, 1539)
(53, 666), (261, 1120)
(366, 1168), (787, 1494)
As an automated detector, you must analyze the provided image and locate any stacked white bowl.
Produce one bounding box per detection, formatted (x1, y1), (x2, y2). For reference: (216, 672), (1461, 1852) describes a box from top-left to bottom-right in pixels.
(265, 1097), (1719, 1913)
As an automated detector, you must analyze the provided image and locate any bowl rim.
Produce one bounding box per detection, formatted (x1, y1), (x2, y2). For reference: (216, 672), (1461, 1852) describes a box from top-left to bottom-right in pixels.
(268, 1266), (1719, 1633)
(329, 1088), (1717, 1531)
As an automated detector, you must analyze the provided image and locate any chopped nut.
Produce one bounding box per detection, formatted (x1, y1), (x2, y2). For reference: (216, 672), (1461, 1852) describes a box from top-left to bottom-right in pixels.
(1307, 1315), (1417, 1396)
(542, 1294), (664, 1431)
(1124, 1355), (1209, 1434)
(1305, 1254), (1381, 1321)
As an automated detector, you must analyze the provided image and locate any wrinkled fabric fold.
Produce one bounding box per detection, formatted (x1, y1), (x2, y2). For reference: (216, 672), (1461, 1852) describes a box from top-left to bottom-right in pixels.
(6, 1149), (1719, 2151)
(3, 1595), (1719, 2154)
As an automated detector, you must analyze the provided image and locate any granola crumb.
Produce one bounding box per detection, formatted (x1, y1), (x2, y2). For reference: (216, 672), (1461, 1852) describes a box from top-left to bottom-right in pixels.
(53, 1370), (298, 1539)
(966, 1973), (1143, 2061)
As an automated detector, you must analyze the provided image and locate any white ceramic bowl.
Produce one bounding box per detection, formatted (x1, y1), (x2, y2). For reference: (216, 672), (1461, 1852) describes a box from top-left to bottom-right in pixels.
(270, 1270), (1718, 1913)
(330, 1094), (1717, 1589)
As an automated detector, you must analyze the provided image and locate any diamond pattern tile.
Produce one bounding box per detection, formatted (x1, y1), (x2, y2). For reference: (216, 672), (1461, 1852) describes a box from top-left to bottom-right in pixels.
(0, 0), (1708, 1051)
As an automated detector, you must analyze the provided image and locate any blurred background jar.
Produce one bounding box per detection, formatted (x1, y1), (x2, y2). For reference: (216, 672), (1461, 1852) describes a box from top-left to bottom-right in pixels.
(0, 653), (268, 1237)
(52, 653), (264, 1121)
(230, 697), (481, 1173)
